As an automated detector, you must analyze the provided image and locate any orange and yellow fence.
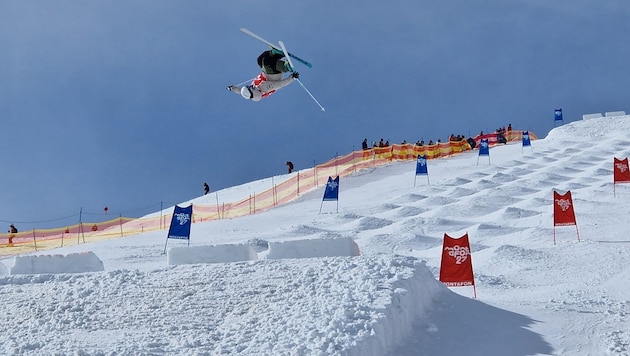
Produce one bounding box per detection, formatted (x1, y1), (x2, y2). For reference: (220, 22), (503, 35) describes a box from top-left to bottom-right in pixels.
(1, 130), (535, 256)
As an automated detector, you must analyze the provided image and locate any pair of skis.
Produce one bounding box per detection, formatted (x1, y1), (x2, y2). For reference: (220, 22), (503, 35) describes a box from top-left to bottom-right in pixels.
(240, 28), (325, 112)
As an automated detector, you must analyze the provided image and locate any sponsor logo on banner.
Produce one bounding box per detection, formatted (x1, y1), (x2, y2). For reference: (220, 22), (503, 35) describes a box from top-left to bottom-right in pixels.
(445, 280), (474, 287)
(327, 179), (338, 190)
(555, 198), (571, 212)
(175, 212), (190, 225)
(445, 245), (470, 265)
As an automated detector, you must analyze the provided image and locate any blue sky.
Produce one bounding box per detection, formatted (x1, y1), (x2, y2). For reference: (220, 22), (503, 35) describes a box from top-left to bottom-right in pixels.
(1, 1), (628, 230)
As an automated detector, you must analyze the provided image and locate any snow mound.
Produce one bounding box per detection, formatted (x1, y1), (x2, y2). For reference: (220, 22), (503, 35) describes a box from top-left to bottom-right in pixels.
(10, 251), (104, 275)
(266, 237), (360, 259)
(168, 244), (259, 265)
(0, 255), (445, 355)
(168, 238), (361, 265)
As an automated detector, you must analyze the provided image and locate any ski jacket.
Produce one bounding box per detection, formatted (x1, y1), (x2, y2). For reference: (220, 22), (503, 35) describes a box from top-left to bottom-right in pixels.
(230, 73), (295, 101)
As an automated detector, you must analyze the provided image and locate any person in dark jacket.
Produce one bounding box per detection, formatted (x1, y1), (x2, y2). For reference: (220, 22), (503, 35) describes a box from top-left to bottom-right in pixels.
(203, 182), (210, 195)
(8, 224), (17, 245)
(286, 161), (294, 174)
(467, 137), (477, 149)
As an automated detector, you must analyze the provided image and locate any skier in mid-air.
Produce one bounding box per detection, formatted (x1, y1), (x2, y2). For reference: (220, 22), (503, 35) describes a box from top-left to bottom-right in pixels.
(227, 49), (300, 102)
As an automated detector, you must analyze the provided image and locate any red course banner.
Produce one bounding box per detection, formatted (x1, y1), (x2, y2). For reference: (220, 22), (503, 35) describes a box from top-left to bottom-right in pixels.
(553, 190), (577, 226)
(614, 157), (630, 183)
(439, 232), (475, 287)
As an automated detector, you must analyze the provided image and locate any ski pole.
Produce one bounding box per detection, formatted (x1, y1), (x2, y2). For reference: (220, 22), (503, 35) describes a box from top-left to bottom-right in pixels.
(296, 78), (325, 112)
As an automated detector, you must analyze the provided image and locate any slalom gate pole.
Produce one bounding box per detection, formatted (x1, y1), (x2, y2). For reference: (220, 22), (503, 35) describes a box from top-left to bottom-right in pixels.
(32, 229), (37, 251)
(575, 225), (581, 242)
(296, 78), (325, 111)
(216, 193), (221, 219)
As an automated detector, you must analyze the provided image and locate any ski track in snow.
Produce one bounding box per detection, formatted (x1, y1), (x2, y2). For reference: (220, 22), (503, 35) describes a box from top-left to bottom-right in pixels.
(1, 116), (630, 355)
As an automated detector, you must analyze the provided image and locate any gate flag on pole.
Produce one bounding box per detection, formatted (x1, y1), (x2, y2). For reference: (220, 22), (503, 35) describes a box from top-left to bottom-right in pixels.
(614, 157), (630, 197)
(614, 157), (630, 182)
(522, 131), (531, 147)
(554, 108), (563, 126)
(439, 232), (477, 298)
(414, 155), (429, 186)
(553, 190), (576, 226)
(164, 204), (193, 252)
(478, 138), (490, 156)
(553, 190), (580, 243)
(476, 138), (490, 165)
(323, 176), (339, 201)
(319, 176), (339, 213)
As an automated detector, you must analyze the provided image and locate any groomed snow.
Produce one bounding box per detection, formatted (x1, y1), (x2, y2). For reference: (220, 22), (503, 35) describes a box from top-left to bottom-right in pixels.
(1, 116), (630, 355)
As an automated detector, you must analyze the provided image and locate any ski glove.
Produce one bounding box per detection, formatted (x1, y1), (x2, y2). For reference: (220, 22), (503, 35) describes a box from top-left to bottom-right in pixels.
(291, 72), (300, 79)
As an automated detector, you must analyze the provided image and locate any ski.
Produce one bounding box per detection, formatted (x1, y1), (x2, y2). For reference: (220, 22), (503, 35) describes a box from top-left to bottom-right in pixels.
(240, 28), (313, 68)
(279, 40), (325, 111)
(278, 41), (296, 72)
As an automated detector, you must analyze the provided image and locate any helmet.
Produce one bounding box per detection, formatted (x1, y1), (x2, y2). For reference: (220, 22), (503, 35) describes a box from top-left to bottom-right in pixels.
(241, 85), (253, 100)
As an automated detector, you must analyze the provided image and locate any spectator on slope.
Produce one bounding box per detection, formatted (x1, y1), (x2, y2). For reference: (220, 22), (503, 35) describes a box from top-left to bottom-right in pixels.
(7, 224), (17, 245)
(362, 139), (368, 150)
(496, 128), (507, 144)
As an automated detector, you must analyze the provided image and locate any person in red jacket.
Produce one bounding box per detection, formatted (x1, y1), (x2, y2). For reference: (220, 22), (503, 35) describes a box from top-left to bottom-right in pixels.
(227, 49), (299, 101)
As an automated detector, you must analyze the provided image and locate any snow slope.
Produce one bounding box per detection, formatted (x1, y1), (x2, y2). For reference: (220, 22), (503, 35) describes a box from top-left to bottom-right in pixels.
(1, 116), (630, 355)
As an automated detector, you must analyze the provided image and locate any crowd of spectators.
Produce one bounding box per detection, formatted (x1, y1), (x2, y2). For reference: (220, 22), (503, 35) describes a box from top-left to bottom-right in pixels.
(361, 124), (514, 151)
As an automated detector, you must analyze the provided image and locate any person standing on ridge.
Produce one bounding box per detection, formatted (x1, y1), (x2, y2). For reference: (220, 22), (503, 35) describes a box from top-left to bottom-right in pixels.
(8, 224), (17, 245)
